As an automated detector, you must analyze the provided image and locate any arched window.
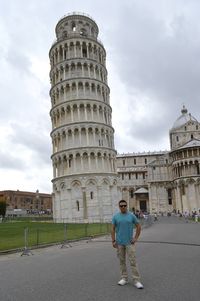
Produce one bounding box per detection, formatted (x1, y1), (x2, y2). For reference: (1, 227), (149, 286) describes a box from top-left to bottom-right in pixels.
(76, 200), (80, 211)
(82, 45), (87, 57)
(195, 161), (200, 174)
(167, 189), (172, 205)
(63, 31), (68, 38)
(80, 28), (86, 36)
(130, 189), (134, 198)
(90, 192), (93, 199)
(72, 22), (76, 31)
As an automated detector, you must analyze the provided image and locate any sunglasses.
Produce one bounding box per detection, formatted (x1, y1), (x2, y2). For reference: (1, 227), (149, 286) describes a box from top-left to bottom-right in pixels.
(120, 205), (127, 208)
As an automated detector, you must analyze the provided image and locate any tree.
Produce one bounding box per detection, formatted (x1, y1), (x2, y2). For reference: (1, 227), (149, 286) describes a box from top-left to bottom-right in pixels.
(0, 196), (7, 217)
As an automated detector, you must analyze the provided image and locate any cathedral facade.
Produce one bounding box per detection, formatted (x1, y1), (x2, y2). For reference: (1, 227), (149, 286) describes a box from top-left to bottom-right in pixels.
(117, 106), (200, 215)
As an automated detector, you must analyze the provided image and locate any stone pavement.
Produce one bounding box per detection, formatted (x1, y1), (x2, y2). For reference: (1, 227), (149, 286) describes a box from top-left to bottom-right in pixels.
(0, 216), (199, 301)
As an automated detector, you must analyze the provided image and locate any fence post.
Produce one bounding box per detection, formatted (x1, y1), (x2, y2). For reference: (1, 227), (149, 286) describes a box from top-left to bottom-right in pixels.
(60, 223), (72, 248)
(21, 228), (33, 256)
(86, 222), (95, 242)
(100, 222), (102, 234)
(85, 222), (88, 237)
(36, 229), (39, 246)
(107, 223), (110, 234)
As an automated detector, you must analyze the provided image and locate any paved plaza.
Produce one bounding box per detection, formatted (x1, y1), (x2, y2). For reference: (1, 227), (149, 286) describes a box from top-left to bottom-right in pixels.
(0, 216), (199, 301)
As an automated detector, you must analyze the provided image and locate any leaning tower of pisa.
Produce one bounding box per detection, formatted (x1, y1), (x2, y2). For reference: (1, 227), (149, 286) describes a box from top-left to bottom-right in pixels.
(49, 13), (120, 222)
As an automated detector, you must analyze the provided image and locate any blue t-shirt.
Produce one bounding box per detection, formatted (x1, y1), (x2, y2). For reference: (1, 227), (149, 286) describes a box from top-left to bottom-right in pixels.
(112, 211), (139, 245)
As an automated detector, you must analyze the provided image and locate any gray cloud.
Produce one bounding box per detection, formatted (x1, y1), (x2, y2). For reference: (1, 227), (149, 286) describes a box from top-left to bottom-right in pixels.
(6, 49), (32, 76)
(104, 1), (200, 150)
(9, 122), (51, 165)
(0, 150), (27, 170)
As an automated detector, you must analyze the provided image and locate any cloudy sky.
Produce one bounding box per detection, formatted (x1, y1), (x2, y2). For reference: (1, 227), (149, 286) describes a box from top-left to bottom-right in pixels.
(0, 0), (200, 193)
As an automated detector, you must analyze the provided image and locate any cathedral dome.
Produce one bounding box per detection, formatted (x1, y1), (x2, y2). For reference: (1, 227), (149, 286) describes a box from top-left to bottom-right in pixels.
(171, 106), (198, 130)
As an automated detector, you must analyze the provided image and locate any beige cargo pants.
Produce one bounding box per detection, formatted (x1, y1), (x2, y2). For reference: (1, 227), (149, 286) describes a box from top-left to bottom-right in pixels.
(117, 244), (141, 282)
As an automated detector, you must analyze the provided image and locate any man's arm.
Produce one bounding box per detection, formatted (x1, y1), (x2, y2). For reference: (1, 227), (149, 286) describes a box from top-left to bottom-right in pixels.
(111, 224), (117, 248)
(131, 223), (141, 244)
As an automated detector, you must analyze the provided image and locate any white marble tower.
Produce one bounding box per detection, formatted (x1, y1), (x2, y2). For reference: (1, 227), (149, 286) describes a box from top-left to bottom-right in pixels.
(49, 13), (120, 222)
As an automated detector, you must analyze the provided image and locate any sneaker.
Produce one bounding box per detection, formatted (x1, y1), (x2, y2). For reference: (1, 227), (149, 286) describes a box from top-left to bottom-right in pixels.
(134, 281), (144, 289)
(118, 278), (128, 286)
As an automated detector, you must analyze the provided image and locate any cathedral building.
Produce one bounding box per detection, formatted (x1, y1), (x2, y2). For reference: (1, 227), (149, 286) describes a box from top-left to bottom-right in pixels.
(117, 106), (200, 214)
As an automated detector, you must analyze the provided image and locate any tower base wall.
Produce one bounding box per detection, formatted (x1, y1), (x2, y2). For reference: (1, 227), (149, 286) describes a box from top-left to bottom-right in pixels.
(52, 174), (121, 223)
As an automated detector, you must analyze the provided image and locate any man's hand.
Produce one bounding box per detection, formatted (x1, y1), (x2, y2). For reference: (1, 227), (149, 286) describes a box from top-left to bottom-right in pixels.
(112, 241), (118, 248)
(130, 238), (137, 245)
(131, 223), (141, 244)
(111, 224), (117, 248)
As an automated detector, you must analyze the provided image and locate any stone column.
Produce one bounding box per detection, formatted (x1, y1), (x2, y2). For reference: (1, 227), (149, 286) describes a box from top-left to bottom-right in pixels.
(86, 128), (89, 145)
(88, 154), (91, 170)
(81, 155), (84, 171)
(84, 104), (88, 121)
(95, 154), (98, 170)
(80, 43), (83, 58)
(70, 105), (74, 122)
(77, 105), (81, 121)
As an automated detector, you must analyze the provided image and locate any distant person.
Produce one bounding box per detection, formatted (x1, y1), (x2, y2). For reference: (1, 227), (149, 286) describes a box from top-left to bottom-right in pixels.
(195, 213), (198, 223)
(111, 200), (143, 289)
(184, 211), (189, 223)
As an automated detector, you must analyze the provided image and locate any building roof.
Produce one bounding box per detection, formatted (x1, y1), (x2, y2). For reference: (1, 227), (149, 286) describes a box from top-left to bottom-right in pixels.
(171, 105), (198, 131)
(117, 151), (168, 158)
(0, 190), (52, 197)
(134, 187), (149, 194)
(174, 138), (200, 151)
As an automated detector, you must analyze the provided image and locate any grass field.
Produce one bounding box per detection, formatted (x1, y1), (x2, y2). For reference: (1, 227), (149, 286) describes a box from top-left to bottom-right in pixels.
(0, 221), (111, 252)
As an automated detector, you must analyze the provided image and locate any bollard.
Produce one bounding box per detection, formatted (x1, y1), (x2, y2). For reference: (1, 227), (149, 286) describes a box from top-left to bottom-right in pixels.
(60, 223), (72, 248)
(21, 228), (33, 256)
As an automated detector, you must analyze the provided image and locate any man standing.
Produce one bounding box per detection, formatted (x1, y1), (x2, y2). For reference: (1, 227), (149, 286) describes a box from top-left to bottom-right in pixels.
(111, 200), (143, 289)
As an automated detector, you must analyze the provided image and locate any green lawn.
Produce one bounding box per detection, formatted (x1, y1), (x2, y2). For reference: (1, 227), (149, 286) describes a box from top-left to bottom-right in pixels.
(0, 221), (111, 252)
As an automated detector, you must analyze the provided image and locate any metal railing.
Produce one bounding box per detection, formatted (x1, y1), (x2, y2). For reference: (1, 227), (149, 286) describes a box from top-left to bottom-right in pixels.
(0, 222), (111, 254)
(0, 215), (153, 254)
(57, 12), (97, 26)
